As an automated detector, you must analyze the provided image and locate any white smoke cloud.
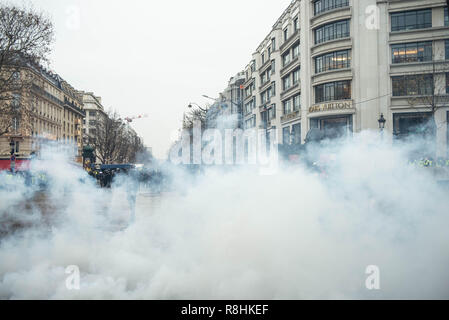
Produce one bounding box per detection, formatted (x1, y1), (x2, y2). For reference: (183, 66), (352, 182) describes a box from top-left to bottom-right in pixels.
(0, 131), (449, 299)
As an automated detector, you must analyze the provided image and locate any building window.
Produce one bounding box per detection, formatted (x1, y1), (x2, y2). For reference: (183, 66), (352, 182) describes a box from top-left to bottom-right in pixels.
(244, 101), (250, 114)
(283, 99), (292, 115)
(292, 69), (300, 85)
(261, 71), (267, 85)
(271, 82), (276, 96)
(282, 75), (291, 91)
(268, 105), (276, 120)
(272, 38), (276, 51)
(262, 53), (265, 65)
(245, 98), (256, 114)
(315, 49), (350, 73)
(11, 117), (20, 132)
(261, 111), (268, 127)
(445, 7), (448, 26)
(292, 123), (301, 144)
(293, 94), (301, 111)
(244, 101), (250, 115)
(283, 127), (290, 144)
(284, 28), (288, 41)
(294, 17), (299, 31)
(446, 73), (449, 94)
(245, 86), (251, 98)
(282, 51), (291, 67)
(314, 19), (350, 45)
(89, 111), (97, 116)
(444, 40), (449, 60)
(315, 80), (351, 103)
(262, 86), (272, 104)
(292, 42), (300, 59)
(12, 93), (21, 108)
(391, 41), (432, 63)
(245, 115), (256, 129)
(314, 0), (349, 16)
(393, 112), (434, 141)
(271, 60), (276, 74)
(251, 60), (256, 72)
(392, 74), (433, 96)
(391, 9), (432, 32)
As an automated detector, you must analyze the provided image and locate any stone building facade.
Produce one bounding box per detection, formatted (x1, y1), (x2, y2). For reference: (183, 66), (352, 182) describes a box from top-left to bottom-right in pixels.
(240, 0), (449, 156)
(0, 64), (85, 162)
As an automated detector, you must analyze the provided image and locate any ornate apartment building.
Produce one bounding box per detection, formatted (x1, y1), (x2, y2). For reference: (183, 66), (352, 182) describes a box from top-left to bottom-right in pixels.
(0, 64), (85, 161)
(81, 92), (107, 143)
(242, 0), (449, 156)
(80, 92), (107, 164)
(206, 72), (245, 129)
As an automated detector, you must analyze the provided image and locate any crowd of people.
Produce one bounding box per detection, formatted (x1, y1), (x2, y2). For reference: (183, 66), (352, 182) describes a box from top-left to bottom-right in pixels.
(86, 166), (168, 193)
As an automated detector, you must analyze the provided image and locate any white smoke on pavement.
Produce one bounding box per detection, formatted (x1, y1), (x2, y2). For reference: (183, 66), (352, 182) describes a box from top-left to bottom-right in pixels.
(0, 132), (449, 299)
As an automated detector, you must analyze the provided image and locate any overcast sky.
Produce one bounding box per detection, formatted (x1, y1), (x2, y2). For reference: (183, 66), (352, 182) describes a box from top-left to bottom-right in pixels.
(16, 0), (292, 158)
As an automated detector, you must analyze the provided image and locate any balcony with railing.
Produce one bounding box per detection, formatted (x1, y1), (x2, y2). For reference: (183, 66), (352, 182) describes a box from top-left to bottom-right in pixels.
(63, 97), (85, 116)
(31, 83), (62, 106)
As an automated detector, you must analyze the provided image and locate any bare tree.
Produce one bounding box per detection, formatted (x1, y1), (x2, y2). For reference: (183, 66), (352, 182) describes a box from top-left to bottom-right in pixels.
(388, 40), (449, 158)
(90, 111), (123, 164)
(0, 3), (54, 137)
(90, 110), (145, 164)
(402, 43), (449, 131)
(182, 107), (207, 130)
(116, 126), (146, 163)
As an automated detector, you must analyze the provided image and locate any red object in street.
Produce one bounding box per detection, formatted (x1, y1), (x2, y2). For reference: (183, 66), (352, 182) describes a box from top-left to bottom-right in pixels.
(0, 158), (31, 171)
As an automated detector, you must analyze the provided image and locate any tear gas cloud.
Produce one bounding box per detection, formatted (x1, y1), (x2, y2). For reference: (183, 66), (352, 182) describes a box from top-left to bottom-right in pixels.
(0, 133), (449, 299)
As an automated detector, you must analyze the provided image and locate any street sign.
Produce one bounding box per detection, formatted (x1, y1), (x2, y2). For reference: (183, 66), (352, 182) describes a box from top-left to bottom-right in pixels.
(10, 155), (16, 162)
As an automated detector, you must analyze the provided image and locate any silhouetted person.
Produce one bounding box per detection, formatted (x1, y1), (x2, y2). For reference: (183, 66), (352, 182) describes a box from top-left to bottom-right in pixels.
(126, 169), (139, 224)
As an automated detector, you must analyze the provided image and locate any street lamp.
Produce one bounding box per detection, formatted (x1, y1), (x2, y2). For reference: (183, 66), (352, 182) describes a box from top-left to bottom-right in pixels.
(378, 113), (386, 130)
(378, 113), (386, 140)
(188, 102), (208, 112)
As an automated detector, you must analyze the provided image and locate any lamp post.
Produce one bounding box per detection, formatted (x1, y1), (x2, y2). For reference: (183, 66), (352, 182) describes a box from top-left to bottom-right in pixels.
(185, 102), (208, 129)
(188, 102), (208, 112)
(378, 113), (386, 140)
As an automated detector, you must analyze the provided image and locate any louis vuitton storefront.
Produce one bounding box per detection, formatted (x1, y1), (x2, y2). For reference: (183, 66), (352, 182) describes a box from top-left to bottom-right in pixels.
(308, 101), (354, 140)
